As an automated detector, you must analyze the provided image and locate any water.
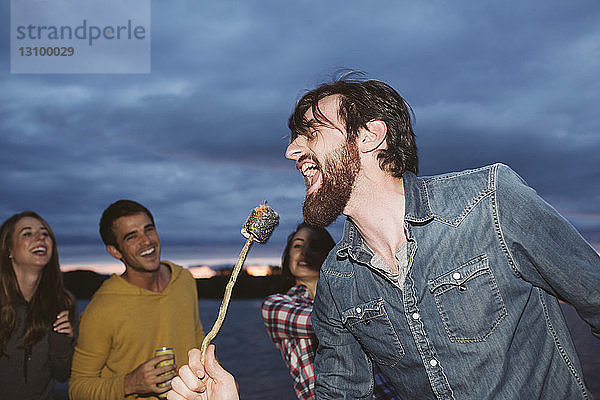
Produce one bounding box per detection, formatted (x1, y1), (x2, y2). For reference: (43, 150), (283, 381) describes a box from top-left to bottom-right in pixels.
(198, 299), (297, 400)
(55, 299), (296, 400)
(55, 300), (599, 399)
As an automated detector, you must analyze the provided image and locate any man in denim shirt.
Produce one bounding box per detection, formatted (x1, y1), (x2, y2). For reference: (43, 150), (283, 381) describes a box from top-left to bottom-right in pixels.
(285, 77), (599, 399)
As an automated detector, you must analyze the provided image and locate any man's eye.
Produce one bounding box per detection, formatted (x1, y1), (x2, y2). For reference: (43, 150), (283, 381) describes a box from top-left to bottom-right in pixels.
(23, 232), (31, 237)
(297, 130), (317, 141)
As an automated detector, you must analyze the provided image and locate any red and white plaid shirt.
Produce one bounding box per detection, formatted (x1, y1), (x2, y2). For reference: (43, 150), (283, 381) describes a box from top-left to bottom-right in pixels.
(262, 285), (400, 400)
(262, 285), (316, 400)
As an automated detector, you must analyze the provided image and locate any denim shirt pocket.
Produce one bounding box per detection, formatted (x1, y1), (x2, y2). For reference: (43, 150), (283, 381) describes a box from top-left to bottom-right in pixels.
(428, 254), (506, 343)
(341, 298), (404, 366)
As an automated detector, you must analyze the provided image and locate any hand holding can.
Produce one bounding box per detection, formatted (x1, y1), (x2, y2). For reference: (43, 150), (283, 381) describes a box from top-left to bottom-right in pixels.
(155, 347), (175, 398)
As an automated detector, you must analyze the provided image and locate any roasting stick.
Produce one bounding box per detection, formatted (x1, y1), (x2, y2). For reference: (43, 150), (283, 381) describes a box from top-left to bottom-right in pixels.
(200, 203), (279, 363)
(199, 236), (253, 363)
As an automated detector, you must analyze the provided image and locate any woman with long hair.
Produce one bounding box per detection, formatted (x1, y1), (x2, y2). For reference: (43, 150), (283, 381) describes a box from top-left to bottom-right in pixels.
(0, 211), (76, 399)
(262, 222), (399, 400)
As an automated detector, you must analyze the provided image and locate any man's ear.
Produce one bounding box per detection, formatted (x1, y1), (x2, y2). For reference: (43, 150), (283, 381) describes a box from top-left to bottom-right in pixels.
(106, 245), (123, 260)
(358, 120), (387, 153)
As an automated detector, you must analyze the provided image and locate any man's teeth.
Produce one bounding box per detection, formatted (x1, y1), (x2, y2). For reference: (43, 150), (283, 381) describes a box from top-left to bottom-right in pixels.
(140, 248), (155, 256)
(301, 163), (318, 177)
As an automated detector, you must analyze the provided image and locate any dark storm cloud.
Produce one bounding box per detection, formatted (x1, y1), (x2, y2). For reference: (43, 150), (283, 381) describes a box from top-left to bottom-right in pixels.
(1, 0), (598, 254)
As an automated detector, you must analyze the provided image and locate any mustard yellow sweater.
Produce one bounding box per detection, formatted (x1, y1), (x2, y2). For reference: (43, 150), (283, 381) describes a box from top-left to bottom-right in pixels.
(69, 262), (204, 399)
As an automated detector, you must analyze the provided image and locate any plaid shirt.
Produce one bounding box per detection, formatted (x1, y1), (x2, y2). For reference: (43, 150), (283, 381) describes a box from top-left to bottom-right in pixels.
(262, 285), (316, 400)
(262, 285), (400, 400)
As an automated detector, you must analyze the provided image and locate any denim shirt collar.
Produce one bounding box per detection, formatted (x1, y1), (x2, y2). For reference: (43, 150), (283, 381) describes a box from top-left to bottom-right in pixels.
(403, 171), (434, 223)
(337, 171), (433, 263)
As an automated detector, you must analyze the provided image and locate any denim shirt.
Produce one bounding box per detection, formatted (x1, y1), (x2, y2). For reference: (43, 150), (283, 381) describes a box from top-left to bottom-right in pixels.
(312, 163), (600, 400)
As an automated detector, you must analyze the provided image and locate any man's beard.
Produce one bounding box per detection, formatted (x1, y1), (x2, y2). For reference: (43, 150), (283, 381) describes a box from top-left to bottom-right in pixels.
(303, 140), (360, 227)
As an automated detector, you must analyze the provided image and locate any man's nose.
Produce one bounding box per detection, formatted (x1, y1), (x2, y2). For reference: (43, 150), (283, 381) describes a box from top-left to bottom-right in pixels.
(142, 232), (153, 244)
(285, 138), (302, 160)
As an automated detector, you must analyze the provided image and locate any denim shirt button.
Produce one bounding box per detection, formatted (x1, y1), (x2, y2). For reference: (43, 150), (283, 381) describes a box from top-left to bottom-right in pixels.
(355, 307), (362, 314)
(412, 312), (420, 320)
(452, 272), (461, 280)
(429, 359), (438, 367)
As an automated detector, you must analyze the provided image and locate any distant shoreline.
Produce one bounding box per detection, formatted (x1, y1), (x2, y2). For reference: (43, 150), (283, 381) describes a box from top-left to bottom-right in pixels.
(63, 268), (286, 300)
(58, 243), (284, 275)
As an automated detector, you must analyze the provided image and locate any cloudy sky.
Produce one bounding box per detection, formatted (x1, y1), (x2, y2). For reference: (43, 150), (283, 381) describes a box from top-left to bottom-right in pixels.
(1, 0), (599, 268)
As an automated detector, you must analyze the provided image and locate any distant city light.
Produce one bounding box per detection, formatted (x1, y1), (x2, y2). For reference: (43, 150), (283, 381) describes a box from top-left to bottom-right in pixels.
(189, 266), (217, 279)
(245, 265), (271, 277)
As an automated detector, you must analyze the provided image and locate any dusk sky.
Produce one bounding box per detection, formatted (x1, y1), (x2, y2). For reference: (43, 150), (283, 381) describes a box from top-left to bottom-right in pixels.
(1, 1), (599, 269)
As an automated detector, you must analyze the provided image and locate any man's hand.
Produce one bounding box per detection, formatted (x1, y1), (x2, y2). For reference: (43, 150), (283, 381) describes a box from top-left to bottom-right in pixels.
(124, 354), (177, 396)
(168, 345), (239, 400)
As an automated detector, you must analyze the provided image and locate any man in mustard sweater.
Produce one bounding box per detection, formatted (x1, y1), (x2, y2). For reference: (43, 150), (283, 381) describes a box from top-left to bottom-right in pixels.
(69, 200), (205, 399)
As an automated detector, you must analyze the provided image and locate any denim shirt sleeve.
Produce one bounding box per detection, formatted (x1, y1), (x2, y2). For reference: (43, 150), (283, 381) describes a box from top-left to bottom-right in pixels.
(312, 269), (376, 400)
(495, 164), (600, 339)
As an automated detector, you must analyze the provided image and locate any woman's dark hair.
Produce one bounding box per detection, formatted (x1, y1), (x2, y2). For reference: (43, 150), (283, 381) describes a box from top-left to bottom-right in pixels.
(289, 74), (418, 177)
(0, 211), (75, 357)
(280, 222), (335, 292)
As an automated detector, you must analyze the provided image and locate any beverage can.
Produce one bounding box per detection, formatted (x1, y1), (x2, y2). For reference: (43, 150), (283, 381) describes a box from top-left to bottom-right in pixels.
(155, 346), (175, 398)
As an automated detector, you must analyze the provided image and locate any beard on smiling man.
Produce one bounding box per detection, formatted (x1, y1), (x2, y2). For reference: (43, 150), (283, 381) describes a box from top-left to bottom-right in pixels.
(303, 138), (361, 227)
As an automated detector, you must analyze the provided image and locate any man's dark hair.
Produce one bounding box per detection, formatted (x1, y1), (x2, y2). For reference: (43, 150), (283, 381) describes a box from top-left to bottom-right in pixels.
(288, 74), (418, 177)
(99, 200), (155, 247)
